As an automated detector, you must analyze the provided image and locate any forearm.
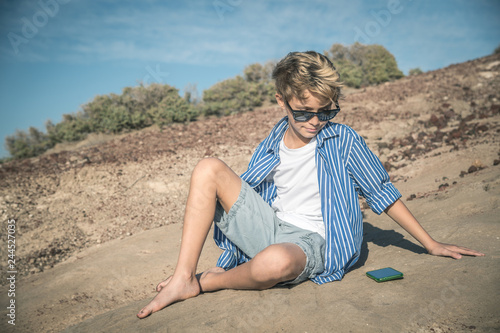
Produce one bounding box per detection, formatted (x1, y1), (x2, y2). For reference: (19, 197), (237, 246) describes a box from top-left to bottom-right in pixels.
(384, 199), (437, 252)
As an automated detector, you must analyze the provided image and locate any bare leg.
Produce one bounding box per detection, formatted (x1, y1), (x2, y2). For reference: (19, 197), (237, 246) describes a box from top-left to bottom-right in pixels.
(137, 158), (308, 318)
(137, 158), (242, 318)
(199, 243), (307, 292)
(152, 243), (307, 294)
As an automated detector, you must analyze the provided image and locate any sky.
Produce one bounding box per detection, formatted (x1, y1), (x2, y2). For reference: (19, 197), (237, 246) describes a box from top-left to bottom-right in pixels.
(1, 0), (499, 158)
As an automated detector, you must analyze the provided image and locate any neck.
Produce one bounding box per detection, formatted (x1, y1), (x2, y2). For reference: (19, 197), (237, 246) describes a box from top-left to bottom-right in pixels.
(283, 127), (312, 149)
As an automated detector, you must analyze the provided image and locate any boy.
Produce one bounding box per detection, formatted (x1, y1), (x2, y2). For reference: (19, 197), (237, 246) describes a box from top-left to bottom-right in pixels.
(137, 51), (484, 318)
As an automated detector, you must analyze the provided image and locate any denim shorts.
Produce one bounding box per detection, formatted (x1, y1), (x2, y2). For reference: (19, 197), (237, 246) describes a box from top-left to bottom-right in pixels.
(214, 180), (325, 285)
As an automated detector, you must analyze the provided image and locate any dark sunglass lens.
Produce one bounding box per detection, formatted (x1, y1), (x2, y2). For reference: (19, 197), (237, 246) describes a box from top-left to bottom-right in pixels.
(317, 113), (327, 121)
(293, 109), (339, 122)
(319, 110), (339, 121)
(294, 112), (311, 122)
(317, 111), (330, 121)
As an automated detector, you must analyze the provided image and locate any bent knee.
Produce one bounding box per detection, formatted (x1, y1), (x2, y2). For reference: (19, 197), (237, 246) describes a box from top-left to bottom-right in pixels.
(196, 157), (225, 169)
(193, 157), (227, 178)
(252, 245), (306, 282)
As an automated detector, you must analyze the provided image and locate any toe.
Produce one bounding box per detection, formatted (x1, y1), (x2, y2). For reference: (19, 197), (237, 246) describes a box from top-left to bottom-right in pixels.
(137, 306), (152, 319)
(156, 276), (172, 292)
(137, 299), (163, 319)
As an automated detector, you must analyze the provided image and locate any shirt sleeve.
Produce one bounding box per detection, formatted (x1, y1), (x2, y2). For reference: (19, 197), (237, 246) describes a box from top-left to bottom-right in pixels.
(347, 135), (401, 214)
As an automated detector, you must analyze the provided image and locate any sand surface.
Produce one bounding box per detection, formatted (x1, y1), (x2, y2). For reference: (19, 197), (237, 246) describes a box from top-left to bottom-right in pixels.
(1, 54), (499, 332)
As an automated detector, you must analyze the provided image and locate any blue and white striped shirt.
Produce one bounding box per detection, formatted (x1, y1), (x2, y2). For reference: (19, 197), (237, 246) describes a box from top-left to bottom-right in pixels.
(213, 116), (402, 284)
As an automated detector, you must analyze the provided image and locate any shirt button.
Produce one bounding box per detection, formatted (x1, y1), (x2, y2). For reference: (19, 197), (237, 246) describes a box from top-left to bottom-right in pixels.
(256, 177), (261, 180)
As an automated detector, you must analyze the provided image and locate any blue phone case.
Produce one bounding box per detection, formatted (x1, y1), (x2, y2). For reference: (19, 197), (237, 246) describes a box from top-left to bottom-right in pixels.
(366, 267), (404, 282)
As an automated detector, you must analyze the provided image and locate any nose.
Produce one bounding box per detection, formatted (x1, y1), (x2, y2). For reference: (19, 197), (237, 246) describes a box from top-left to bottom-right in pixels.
(308, 114), (321, 126)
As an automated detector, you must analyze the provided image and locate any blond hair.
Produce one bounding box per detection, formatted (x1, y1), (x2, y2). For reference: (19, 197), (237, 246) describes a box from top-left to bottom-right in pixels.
(272, 51), (343, 105)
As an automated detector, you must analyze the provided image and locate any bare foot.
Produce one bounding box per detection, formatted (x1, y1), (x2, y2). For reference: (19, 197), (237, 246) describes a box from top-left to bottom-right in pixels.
(137, 274), (201, 319)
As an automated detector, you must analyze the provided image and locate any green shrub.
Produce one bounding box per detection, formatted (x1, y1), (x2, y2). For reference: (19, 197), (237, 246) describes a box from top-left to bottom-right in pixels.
(5, 83), (199, 159)
(244, 61), (276, 102)
(5, 127), (53, 159)
(46, 114), (91, 143)
(409, 67), (423, 76)
(325, 42), (404, 87)
(203, 76), (262, 116)
(244, 62), (273, 83)
(148, 93), (199, 126)
(202, 61), (276, 116)
(81, 83), (197, 132)
(334, 58), (363, 88)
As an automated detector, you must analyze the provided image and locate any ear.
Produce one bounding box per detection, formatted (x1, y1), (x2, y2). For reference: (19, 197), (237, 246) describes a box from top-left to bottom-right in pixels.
(275, 93), (285, 108)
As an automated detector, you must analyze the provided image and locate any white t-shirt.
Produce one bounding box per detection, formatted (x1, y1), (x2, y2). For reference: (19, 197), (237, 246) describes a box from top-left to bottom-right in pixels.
(267, 136), (326, 239)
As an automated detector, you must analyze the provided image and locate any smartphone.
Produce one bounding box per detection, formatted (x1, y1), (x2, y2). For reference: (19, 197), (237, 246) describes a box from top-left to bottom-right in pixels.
(366, 267), (404, 282)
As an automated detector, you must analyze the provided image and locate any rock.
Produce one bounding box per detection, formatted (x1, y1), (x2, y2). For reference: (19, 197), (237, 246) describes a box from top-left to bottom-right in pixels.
(443, 109), (455, 119)
(485, 60), (500, 70)
(476, 124), (488, 133)
(429, 114), (447, 129)
(407, 194), (417, 201)
(463, 114), (475, 122)
(491, 104), (500, 114)
(432, 131), (446, 142)
(449, 128), (462, 139)
(468, 165), (478, 173)
(438, 183), (449, 191)
(377, 142), (389, 149)
(479, 71), (497, 79)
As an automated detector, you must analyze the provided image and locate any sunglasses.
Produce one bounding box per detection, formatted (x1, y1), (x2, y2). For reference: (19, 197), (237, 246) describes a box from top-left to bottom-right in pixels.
(285, 99), (340, 122)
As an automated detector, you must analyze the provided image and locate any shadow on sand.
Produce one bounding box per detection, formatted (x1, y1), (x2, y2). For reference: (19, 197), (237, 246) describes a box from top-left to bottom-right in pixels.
(350, 221), (427, 271)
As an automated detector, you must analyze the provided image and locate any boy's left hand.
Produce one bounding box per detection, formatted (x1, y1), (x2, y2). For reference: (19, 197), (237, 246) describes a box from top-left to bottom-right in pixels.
(426, 241), (485, 259)
(384, 200), (485, 259)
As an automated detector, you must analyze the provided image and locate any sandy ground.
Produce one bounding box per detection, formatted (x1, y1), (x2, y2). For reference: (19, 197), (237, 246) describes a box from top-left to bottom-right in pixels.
(1, 54), (499, 332)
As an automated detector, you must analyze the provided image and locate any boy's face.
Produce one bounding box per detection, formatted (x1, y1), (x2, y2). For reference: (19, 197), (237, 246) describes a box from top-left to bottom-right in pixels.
(276, 90), (331, 147)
